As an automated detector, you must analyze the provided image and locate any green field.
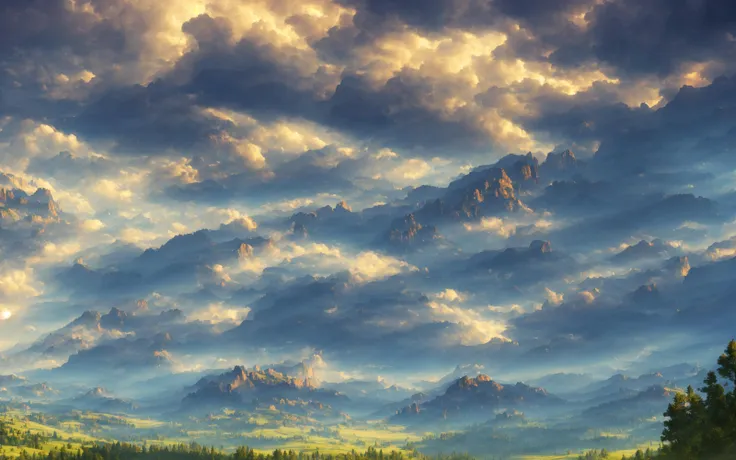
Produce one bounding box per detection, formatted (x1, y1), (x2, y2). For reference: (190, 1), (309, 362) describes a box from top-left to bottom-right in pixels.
(0, 408), (663, 460)
(0, 415), (91, 458)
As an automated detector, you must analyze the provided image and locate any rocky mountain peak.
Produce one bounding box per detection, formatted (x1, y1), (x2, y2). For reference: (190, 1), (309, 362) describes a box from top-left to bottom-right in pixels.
(666, 255), (691, 277)
(86, 387), (108, 397)
(529, 240), (552, 254)
(335, 200), (352, 212)
(238, 242), (254, 259)
(541, 149), (579, 175)
(386, 213), (439, 247)
(71, 310), (102, 327)
(101, 307), (128, 329)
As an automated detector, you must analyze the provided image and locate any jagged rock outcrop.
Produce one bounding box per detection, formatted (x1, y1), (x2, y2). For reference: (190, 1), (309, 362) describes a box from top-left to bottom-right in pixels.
(612, 239), (676, 264)
(72, 387), (139, 413)
(529, 240), (552, 254)
(393, 374), (558, 424)
(493, 152), (540, 184)
(665, 255), (690, 277)
(0, 186), (61, 223)
(628, 283), (662, 305)
(540, 149), (580, 177)
(403, 168), (527, 229)
(237, 242), (254, 259)
(386, 214), (439, 248)
(286, 201), (358, 240)
(397, 402), (421, 415)
(182, 366), (346, 409)
(100, 307), (128, 329)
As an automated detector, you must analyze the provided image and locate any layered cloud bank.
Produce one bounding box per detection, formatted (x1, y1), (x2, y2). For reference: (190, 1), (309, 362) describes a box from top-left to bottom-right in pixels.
(1, 0), (736, 387)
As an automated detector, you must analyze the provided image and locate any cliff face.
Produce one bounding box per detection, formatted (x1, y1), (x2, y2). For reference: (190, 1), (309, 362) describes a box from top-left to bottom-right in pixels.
(393, 375), (558, 423)
(381, 167), (527, 250)
(540, 149), (580, 177)
(0, 186), (62, 224)
(441, 167), (526, 217)
(386, 213), (440, 248)
(182, 366), (345, 408)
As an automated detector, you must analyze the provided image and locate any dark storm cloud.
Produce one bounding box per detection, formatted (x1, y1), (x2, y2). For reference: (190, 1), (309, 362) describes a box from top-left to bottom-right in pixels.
(0, 0), (125, 58)
(163, 146), (356, 204)
(334, 0), (736, 82)
(325, 73), (490, 153)
(27, 151), (117, 184)
(5, 0), (736, 406)
(550, 0), (736, 78)
(489, 75), (736, 181)
(65, 83), (219, 155)
(368, 0), (736, 81)
(66, 13), (490, 159)
(590, 76), (736, 176)
(2, 0), (734, 179)
(336, 0), (592, 31)
(177, 15), (325, 121)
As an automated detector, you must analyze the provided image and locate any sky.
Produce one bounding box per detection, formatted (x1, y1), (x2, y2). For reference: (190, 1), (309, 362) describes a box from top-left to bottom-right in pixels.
(1, 0), (736, 386)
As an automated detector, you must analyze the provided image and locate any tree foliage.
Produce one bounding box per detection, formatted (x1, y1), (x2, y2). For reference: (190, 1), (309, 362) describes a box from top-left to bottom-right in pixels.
(624, 339), (736, 460)
(0, 442), (474, 460)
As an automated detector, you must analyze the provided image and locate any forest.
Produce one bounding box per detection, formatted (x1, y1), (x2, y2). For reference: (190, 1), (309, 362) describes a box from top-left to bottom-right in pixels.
(0, 442), (474, 460)
(578, 339), (736, 460)
(3, 339), (736, 460)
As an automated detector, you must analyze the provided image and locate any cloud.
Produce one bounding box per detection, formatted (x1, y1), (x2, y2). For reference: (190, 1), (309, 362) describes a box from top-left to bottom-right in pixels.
(549, 0), (736, 79)
(544, 287), (564, 306)
(203, 208), (258, 231)
(0, 268), (40, 299)
(434, 288), (467, 303)
(2, 0), (736, 398)
(118, 227), (160, 244)
(578, 289), (598, 304)
(464, 216), (517, 238)
(190, 303), (251, 324)
(80, 219), (106, 232)
(92, 179), (134, 202)
(426, 300), (508, 345)
(348, 251), (417, 282)
(236, 237), (417, 283)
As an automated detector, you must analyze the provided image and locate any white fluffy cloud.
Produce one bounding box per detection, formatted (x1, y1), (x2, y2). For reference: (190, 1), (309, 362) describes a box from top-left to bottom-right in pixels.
(348, 251), (417, 282)
(544, 288), (564, 306)
(463, 216), (517, 238)
(426, 300), (508, 346)
(0, 268), (40, 299)
(434, 289), (468, 303)
(190, 303), (251, 324)
(80, 219), (106, 232)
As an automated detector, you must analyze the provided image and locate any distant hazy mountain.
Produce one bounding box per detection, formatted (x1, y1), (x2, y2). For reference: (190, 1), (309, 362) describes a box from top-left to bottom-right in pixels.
(392, 375), (560, 426)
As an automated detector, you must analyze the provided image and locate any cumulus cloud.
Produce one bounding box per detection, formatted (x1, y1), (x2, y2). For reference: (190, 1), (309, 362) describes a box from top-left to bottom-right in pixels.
(578, 289), (599, 304)
(118, 227), (161, 244)
(236, 237), (417, 283)
(426, 300), (508, 346)
(1, 0), (736, 386)
(0, 268), (40, 299)
(434, 288), (468, 303)
(349, 251), (417, 281)
(544, 287), (564, 306)
(190, 303), (251, 324)
(203, 208), (258, 230)
(464, 216), (517, 238)
(80, 219), (106, 232)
